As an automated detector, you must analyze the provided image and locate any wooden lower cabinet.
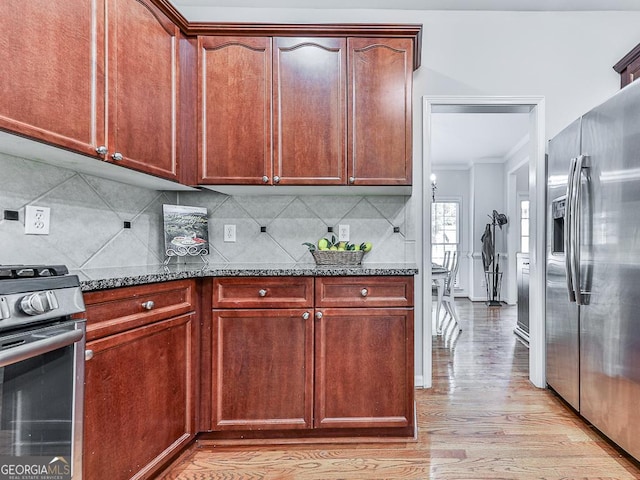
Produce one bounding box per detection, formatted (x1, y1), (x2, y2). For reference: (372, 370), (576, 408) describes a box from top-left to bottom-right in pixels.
(211, 308), (314, 430)
(206, 276), (415, 437)
(82, 280), (197, 480)
(314, 307), (414, 429)
(84, 314), (196, 480)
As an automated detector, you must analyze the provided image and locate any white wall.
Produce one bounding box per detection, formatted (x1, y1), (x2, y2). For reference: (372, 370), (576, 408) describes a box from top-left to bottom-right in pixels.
(470, 162), (506, 300)
(505, 152), (530, 305)
(175, 5), (640, 381)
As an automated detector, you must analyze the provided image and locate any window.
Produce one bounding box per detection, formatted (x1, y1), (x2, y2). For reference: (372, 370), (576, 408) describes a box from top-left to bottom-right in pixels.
(520, 199), (530, 253)
(431, 201), (459, 266)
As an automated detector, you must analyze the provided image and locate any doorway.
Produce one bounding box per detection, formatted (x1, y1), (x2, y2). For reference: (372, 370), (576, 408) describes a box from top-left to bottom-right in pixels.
(421, 96), (546, 389)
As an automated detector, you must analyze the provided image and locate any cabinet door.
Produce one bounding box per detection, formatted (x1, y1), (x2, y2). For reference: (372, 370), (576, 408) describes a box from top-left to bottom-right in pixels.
(107, 0), (180, 180)
(314, 307), (414, 429)
(198, 36), (272, 184)
(274, 37), (347, 185)
(84, 313), (196, 480)
(348, 38), (413, 185)
(0, 0), (104, 156)
(211, 308), (314, 430)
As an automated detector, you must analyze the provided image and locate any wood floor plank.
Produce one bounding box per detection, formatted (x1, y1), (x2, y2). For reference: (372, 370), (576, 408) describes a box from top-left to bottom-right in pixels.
(158, 300), (640, 480)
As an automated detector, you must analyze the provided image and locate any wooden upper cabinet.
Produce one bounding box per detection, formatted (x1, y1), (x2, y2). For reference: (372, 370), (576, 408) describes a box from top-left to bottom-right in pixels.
(614, 42), (640, 89)
(106, 0), (180, 180)
(348, 38), (413, 185)
(274, 37), (347, 185)
(197, 37), (272, 184)
(0, 0), (104, 156)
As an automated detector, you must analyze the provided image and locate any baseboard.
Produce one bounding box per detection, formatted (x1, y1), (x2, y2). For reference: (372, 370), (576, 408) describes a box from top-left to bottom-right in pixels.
(468, 295), (486, 302)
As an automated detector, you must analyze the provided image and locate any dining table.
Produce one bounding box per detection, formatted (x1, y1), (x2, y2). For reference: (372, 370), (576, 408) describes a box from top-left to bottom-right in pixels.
(432, 264), (449, 333)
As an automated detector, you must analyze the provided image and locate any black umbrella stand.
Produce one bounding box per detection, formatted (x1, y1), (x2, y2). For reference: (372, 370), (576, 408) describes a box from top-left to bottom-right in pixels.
(483, 210), (507, 307)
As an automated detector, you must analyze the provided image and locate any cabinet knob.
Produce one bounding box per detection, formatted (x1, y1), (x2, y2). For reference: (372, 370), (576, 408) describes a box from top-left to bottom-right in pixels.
(141, 300), (155, 310)
(112, 152), (124, 161)
(361, 288), (368, 297)
(315, 311), (323, 319)
(302, 312), (310, 320)
(258, 289), (268, 297)
(85, 349), (94, 361)
(96, 145), (108, 156)
(262, 175), (269, 183)
(349, 176), (356, 184)
(273, 176), (281, 184)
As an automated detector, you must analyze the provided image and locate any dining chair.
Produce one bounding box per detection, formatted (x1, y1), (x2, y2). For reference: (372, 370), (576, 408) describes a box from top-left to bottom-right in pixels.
(442, 250), (451, 270)
(439, 251), (462, 333)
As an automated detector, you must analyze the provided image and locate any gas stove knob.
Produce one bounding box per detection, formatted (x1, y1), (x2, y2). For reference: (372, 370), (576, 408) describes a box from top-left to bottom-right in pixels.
(19, 291), (59, 316)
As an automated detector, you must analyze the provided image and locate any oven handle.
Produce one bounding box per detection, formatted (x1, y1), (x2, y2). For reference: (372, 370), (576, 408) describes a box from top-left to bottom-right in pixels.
(0, 328), (83, 368)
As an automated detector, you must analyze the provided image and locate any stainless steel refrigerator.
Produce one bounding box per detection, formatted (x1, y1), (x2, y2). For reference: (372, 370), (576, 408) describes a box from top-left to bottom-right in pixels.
(546, 79), (640, 462)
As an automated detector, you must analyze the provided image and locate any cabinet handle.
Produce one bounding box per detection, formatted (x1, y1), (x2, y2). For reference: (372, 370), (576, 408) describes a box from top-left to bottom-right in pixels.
(262, 175), (269, 183)
(85, 349), (94, 361)
(349, 176), (356, 184)
(96, 145), (108, 156)
(141, 300), (155, 310)
(315, 311), (323, 319)
(258, 289), (267, 297)
(361, 288), (368, 297)
(302, 312), (310, 320)
(112, 152), (124, 161)
(273, 176), (280, 184)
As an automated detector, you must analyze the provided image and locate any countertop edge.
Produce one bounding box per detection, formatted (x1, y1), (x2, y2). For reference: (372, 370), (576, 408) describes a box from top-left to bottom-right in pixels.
(78, 265), (419, 292)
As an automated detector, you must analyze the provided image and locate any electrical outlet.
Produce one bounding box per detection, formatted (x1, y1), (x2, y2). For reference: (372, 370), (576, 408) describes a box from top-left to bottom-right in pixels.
(223, 224), (236, 242)
(24, 205), (51, 235)
(338, 224), (350, 242)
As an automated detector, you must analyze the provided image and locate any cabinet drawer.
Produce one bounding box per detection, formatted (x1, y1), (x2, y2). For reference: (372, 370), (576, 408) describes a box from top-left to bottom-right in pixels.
(315, 276), (413, 308)
(83, 280), (196, 341)
(213, 277), (313, 308)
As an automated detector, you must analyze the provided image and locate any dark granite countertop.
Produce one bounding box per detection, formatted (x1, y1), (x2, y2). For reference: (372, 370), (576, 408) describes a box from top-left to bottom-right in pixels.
(74, 263), (419, 292)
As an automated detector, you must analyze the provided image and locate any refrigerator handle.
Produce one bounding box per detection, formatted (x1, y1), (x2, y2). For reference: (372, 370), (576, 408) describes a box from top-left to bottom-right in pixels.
(565, 157), (577, 302)
(573, 154), (588, 305)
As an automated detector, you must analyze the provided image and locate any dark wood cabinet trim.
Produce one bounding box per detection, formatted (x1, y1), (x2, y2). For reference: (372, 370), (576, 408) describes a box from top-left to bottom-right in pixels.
(193, 24), (421, 71)
(613, 42), (640, 73)
(179, 36), (199, 186)
(613, 42), (640, 88)
(148, 1), (422, 69)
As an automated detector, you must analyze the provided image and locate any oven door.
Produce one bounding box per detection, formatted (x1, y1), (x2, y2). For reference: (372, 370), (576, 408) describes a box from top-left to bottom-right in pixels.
(0, 319), (85, 479)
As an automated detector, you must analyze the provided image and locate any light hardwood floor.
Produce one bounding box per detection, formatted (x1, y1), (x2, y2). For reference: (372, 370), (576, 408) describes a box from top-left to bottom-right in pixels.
(159, 300), (640, 479)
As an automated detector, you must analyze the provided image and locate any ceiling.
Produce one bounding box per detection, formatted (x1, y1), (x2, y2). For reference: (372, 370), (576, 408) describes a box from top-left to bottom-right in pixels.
(171, 0), (640, 11)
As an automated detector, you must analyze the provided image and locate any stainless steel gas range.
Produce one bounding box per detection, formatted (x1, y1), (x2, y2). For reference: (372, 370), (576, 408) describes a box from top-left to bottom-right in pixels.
(0, 265), (85, 479)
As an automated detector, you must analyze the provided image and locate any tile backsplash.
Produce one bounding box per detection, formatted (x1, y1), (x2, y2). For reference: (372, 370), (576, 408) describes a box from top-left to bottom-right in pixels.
(0, 152), (415, 268)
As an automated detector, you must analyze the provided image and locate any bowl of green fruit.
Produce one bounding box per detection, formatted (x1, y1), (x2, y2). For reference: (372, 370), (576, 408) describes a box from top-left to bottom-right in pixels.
(303, 235), (372, 266)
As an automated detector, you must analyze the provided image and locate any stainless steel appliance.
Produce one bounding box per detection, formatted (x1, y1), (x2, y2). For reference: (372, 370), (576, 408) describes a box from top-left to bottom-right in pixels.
(546, 80), (640, 461)
(0, 265), (85, 478)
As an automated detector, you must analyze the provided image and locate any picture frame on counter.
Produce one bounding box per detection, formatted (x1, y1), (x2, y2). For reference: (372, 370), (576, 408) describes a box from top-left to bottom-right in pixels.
(162, 204), (209, 258)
